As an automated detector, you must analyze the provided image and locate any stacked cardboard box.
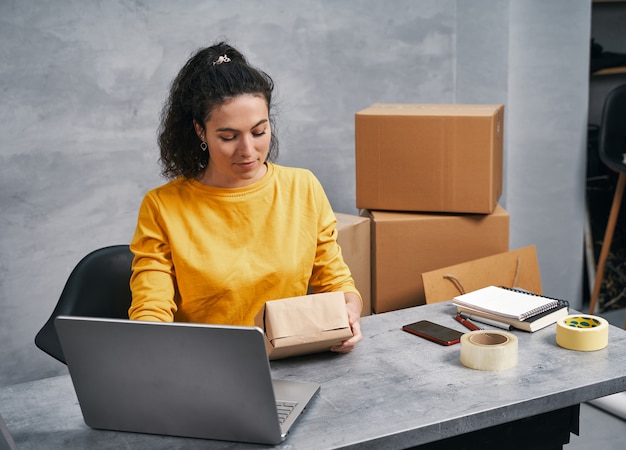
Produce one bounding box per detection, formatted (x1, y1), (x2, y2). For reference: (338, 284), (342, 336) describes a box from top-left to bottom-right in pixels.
(355, 103), (509, 313)
(335, 213), (372, 316)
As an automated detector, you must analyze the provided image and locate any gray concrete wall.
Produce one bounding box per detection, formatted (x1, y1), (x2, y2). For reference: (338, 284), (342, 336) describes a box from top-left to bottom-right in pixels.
(0, 0), (591, 387)
(504, 0), (590, 313)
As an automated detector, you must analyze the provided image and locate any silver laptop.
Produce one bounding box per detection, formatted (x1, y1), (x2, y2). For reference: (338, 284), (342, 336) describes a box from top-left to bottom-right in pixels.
(55, 316), (320, 445)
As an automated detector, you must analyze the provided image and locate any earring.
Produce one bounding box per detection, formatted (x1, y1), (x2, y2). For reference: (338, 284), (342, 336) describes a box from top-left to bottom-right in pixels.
(200, 141), (208, 151)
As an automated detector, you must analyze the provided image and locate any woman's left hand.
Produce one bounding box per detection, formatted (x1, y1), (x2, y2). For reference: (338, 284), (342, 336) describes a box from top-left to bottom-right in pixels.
(330, 292), (363, 353)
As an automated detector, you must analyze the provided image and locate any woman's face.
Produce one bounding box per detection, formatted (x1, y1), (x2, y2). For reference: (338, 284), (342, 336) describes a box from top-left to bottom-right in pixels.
(194, 94), (271, 188)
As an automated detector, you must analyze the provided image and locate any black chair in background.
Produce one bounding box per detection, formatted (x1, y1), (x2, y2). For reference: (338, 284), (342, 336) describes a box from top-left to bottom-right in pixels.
(35, 245), (134, 364)
(589, 83), (626, 328)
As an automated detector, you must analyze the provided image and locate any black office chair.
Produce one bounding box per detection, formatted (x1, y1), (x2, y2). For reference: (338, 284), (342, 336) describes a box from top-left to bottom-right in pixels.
(34, 245), (134, 364)
(589, 83), (626, 325)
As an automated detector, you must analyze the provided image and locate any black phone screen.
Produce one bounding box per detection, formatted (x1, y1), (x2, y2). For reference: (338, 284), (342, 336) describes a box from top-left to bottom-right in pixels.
(402, 320), (464, 346)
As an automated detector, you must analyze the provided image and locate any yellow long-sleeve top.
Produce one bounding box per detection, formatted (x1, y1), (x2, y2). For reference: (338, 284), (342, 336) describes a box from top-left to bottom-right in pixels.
(129, 163), (360, 326)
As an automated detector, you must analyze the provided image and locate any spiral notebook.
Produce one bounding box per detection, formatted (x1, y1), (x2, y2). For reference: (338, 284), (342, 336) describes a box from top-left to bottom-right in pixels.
(452, 286), (561, 321)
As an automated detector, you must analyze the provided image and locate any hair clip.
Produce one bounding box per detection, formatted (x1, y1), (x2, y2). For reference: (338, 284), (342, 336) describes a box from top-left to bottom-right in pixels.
(212, 54), (231, 65)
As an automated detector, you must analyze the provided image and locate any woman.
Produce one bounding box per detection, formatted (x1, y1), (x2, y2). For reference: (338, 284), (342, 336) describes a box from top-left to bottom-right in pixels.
(129, 42), (362, 353)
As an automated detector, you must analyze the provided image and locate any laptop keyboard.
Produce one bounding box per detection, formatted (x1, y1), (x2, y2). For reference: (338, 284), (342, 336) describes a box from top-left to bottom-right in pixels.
(276, 400), (298, 424)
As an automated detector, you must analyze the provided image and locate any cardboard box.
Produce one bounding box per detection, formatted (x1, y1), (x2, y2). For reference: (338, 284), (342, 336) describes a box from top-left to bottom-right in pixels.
(355, 103), (504, 214)
(365, 205), (509, 313)
(422, 245), (542, 304)
(254, 292), (353, 360)
(335, 212), (372, 316)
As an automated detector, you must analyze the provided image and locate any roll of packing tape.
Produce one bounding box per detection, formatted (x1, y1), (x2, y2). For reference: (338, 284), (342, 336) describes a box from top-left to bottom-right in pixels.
(556, 315), (609, 351)
(460, 330), (518, 371)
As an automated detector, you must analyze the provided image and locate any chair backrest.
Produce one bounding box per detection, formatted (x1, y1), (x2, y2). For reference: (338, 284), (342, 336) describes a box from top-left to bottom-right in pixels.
(35, 245), (134, 364)
(599, 83), (626, 173)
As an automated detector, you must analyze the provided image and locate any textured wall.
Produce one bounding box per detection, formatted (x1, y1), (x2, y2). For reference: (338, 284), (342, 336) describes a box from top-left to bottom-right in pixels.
(0, 0), (590, 387)
(505, 1), (590, 312)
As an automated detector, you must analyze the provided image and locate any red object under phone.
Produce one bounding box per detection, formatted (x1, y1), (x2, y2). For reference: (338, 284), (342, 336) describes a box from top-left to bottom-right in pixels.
(454, 313), (481, 331)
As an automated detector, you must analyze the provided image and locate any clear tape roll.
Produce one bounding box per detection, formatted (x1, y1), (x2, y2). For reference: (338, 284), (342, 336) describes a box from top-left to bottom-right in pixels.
(460, 330), (518, 371)
(556, 315), (609, 351)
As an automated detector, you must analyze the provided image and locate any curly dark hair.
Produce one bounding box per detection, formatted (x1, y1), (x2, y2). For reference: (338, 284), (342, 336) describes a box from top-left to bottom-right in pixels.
(158, 41), (279, 179)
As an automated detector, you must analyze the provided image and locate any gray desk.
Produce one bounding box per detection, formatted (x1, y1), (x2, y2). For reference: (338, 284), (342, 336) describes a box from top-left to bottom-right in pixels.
(1, 302), (625, 449)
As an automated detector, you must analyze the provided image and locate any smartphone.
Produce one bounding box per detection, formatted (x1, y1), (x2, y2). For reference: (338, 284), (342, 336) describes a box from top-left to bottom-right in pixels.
(402, 320), (464, 346)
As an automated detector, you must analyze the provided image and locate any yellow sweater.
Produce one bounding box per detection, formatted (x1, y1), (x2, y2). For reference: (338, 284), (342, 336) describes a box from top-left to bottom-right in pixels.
(129, 163), (360, 325)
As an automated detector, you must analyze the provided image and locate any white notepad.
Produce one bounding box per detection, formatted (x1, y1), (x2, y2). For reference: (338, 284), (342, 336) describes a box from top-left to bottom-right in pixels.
(453, 286), (560, 321)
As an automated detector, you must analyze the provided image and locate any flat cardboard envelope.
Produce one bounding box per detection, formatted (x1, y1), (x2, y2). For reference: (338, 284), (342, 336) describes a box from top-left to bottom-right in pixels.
(422, 245), (542, 304)
(254, 292), (353, 360)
